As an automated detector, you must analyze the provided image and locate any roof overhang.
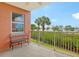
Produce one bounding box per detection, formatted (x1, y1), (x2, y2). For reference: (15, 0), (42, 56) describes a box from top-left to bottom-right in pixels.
(6, 2), (49, 11)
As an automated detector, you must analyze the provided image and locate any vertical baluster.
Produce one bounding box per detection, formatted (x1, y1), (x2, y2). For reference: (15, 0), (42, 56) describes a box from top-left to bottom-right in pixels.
(59, 32), (61, 48)
(56, 32), (58, 47)
(51, 32), (53, 49)
(54, 32), (56, 51)
(64, 32), (66, 50)
(76, 34), (79, 54)
(35, 31), (36, 42)
(63, 34), (66, 49)
(58, 32), (60, 48)
(57, 32), (59, 47)
(51, 31), (53, 56)
(72, 33), (76, 52)
(57, 32), (58, 47)
(67, 32), (70, 50)
(70, 32), (73, 52)
(68, 32), (70, 51)
(63, 32), (64, 49)
(60, 32), (61, 48)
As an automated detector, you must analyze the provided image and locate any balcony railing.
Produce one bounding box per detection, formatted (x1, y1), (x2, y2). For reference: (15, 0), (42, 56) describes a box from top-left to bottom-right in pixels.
(31, 31), (79, 56)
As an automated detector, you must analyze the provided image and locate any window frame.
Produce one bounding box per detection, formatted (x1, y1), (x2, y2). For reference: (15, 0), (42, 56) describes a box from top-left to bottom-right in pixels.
(11, 12), (25, 34)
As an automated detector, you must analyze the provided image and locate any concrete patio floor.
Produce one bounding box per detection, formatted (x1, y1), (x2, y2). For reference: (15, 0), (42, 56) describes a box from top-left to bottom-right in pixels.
(0, 42), (71, 57)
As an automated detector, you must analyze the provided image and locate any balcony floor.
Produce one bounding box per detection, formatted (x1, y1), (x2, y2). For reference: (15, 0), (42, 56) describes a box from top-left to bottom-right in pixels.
(0, 42), (71, 57)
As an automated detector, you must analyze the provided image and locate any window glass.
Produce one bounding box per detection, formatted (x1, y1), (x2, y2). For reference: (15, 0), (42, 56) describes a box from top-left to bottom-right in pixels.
(12, 13), (24, 32)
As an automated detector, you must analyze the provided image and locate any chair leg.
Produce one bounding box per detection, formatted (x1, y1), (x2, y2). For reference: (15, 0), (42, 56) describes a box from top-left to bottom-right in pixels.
(11, 45), (14, 50)
(21, 42), (22, 47)
(10, 43), (13, 50)
(27, 40), (29, 45)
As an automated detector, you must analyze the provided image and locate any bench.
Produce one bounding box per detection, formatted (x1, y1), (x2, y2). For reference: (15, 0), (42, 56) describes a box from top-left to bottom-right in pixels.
(9, 33), (29, 49)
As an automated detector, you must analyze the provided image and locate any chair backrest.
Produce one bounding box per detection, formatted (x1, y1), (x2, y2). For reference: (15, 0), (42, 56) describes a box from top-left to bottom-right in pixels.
(9, 34), (16, 41)
(9, 33), (29, 42)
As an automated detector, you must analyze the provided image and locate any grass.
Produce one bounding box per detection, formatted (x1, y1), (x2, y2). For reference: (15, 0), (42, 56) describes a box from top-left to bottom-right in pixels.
(31, 39), (52, 48)
(31, 39), (79, 57)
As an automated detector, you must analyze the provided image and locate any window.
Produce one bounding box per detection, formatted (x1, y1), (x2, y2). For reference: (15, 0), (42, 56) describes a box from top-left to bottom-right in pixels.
(12, 13), (24, 33)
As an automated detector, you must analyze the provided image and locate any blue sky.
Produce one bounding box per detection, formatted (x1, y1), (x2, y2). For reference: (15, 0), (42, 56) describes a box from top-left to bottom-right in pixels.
(31, 2), (79, 27)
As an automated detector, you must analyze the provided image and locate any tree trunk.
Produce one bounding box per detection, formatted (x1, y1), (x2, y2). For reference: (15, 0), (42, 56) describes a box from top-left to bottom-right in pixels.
(42, 25), (45, 31)
(37, 25), (40, 31)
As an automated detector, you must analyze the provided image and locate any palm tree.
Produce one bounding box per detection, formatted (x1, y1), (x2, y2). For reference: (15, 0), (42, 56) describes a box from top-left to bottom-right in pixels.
(52, 26), (60, 32)
(58, 25), (63, 32)
(64, 25), (75, 31)
(41, 16), (51, 31)
(35, 17), (41, 31)
(31, 24), (37, 31)
(46, 26), (50, 31)
(35, 16), (51, 31)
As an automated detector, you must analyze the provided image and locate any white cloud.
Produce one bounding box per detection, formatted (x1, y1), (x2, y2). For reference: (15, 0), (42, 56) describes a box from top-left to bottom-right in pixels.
(51, 19), (56, 22)
(72, 12), (79, 20)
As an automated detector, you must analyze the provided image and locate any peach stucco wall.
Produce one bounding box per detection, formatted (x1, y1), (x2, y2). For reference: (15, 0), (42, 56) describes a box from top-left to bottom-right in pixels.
(0, 3), (31, 51)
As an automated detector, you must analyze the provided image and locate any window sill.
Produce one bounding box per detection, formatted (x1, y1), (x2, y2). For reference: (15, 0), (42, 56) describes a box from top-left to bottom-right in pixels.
(11, 32), (24, 35)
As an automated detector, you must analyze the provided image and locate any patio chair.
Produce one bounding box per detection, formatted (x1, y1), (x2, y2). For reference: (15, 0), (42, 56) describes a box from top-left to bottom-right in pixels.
(9, 33), (29, 50)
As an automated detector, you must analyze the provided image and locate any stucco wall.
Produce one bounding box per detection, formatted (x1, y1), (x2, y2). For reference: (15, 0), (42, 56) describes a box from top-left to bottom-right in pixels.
(0, 3), (31, 51)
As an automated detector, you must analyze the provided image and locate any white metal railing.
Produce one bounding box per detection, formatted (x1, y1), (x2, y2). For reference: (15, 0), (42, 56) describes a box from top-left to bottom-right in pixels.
(31, 31), (79, 55)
